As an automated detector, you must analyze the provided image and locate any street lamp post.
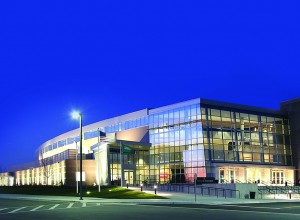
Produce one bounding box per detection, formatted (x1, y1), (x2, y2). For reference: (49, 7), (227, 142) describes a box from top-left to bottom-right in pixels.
(75, 141), (78, 194)
(72, 111), (83, 200)
(97, 128), (101, 192)
(194, 173), (197, 203)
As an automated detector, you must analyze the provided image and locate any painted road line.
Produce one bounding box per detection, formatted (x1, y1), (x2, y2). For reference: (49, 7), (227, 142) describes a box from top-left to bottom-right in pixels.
(8, 207), (27, 213)
(82, 203), (87, 207)
(67, 203), (74, 209)
(49, 204), (60, 210)
(138, 204), (300, 217)
(221, 204), (281, 209)
(284, 206), (300, 209)
(30, 205), (45, 211)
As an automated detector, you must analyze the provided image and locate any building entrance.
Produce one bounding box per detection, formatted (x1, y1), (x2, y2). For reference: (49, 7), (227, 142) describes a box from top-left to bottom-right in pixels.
(218, 167), (239, 183)
(124, 170), (134, 185)
(219, 169), (225, 183)
(272, 170), (284, 184)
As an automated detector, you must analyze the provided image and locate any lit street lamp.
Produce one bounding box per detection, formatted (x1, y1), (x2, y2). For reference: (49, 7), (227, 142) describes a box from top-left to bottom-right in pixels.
(72, 111), (83, 200)
(289, 190), (292, 199)
(154, 185), (157, 195)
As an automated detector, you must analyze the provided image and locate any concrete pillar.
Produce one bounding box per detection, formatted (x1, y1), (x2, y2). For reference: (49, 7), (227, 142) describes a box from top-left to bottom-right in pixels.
(240, 117), (244, 150)
(270, 169), (273, 184)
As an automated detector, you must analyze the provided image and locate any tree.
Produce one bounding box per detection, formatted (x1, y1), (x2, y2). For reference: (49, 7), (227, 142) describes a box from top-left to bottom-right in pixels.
(39, 150), (52, 185)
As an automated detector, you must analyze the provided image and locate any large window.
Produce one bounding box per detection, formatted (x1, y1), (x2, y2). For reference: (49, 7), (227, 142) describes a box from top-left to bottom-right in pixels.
(149, 103), (204, 183)
(201, 107), (291, 165)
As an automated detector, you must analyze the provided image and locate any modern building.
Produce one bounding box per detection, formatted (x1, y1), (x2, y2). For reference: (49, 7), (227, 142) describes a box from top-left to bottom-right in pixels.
(1, 98), (300, 187)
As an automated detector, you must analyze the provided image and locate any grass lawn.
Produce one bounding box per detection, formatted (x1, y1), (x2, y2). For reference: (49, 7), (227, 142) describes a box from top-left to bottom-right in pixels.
(0, 185), (167, 199)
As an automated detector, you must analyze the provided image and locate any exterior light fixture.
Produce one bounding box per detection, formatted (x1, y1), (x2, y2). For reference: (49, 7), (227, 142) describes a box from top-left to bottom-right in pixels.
(71, 110), (83, 200)
(71, 111), (81, 120)
(289, 190), (292, 199)
(154, 185), (157, 194)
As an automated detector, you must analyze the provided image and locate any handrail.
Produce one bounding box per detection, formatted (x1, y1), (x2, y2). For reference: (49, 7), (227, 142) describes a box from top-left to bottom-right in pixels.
(270, 185), (288, 195)
(185, 184), (240, 199)
(260, 180), (270, 186)
(261, 185), (298, 196)
(258, 187), (276, 199)
(154, 183), (241, 199)
(234, 179), (242, 184)
(223, 179), (230, 184)
(247, 179), (258, 184)
(154, 182), (300, 195)
(258, 184), (300, 199)
(196, 185), (240, 199)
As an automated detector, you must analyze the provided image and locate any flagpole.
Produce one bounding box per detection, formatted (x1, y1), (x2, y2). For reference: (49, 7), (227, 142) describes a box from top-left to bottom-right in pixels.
(120, 141), (123, 187)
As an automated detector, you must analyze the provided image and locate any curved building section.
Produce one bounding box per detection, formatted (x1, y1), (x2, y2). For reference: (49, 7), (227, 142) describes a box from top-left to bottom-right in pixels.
(37, 108), (149, 164)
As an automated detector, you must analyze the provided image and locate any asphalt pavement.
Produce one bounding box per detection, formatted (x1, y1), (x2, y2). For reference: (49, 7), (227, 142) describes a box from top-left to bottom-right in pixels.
(1, 187), (300, 219)
(1, 200), (300, 220)
(1, 186), (299, 205)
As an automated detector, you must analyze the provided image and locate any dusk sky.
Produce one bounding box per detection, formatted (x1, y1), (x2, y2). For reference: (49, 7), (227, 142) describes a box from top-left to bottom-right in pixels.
(0, 1), (299, 170)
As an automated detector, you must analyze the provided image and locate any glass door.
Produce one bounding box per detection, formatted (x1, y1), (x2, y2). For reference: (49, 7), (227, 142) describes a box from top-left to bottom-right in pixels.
(124, 170), (134, 185)
(219, 169), (225, 183)
(230, 169), (235, 183)
(272, 170), (284, 184)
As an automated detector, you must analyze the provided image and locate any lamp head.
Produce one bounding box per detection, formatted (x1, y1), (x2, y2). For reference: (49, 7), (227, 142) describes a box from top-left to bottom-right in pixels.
(71, 111), (81, 119)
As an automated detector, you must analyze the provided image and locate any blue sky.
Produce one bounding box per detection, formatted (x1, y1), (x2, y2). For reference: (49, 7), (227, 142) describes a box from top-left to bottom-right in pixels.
(0, 1), (299, 169)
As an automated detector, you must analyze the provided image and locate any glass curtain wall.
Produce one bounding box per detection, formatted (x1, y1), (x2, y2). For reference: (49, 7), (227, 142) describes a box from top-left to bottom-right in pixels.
(149, 103), (205, 184)
(109, 149), (150, 185)
(201, 106), (292, 165)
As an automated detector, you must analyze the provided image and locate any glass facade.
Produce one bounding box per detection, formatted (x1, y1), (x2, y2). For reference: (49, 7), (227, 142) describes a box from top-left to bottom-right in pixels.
(30, 98), (293, 186)
(39, 149), (77, 165)
(201, 105), (292, 166)
(148, 101), (292, 184)
(109, 149), (150, 185)
(105, 116), (149, 133)
(149, 103), (205, 184)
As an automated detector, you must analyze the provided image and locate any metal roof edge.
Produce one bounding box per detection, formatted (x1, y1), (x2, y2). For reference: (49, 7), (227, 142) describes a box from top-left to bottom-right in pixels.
(200, 98), (282, 115)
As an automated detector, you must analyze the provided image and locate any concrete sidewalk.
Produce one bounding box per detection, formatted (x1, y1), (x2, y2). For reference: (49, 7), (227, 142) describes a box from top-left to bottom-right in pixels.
(127, 186), (300, 204)
(1, 186), (299, 205)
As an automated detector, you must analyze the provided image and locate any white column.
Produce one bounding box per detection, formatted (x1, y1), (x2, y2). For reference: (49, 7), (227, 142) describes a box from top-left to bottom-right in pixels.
(270, 169), (273, 185)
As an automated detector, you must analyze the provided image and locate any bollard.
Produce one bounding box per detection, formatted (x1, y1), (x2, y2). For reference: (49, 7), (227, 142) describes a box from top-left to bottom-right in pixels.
(289, 190), (292, 199)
